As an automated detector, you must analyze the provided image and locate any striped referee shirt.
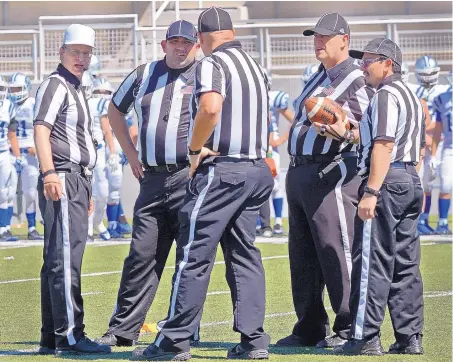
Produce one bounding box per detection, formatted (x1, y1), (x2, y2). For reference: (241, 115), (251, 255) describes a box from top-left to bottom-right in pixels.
(357, 74), (425, 175)
(191, 40), (269, 159)
(33, 64), (97, 169)
(112, 59), (197, 167)
(289, 57), (374, 156)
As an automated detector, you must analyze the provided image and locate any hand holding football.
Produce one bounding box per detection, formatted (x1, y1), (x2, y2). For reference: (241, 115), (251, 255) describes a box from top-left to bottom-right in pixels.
(304, 97), (350, 129)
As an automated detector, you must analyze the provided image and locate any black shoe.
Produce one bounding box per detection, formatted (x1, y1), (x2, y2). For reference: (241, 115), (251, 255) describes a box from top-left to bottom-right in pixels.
(132, 344), (191, 361)
(316, 333), (347, 348)
(28, 229), (44, 240)
(37, 346), (55, 355)
(334, 335), (384, 356)
(227, 344), (269, 360)
(95, 331), (134, 347)
(389, 334), (423, 355)
(55, 336), (111, 355)
(272, 224), (284, 235)
(275, 334), (317, 347)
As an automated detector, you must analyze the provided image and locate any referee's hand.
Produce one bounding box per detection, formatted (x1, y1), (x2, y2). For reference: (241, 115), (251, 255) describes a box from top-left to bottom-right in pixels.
(189, 147), (219, 178)
(43, 173), (63, 201)
(127, 149), (144, 180)
(358, 194), (377, 221)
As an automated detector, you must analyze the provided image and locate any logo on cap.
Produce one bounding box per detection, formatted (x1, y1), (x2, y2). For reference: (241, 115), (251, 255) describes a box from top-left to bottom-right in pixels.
(339, 28), (345, 34)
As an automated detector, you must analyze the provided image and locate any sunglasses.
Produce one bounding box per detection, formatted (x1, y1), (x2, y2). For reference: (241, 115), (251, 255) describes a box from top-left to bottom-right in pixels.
(359, 57), (388, 69)
(63, 46), (92, 60)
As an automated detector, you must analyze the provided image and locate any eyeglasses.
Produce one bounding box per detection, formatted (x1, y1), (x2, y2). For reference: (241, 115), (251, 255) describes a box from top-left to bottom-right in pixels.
(63, 46), (92, 60)
(359, 57), (388, 69)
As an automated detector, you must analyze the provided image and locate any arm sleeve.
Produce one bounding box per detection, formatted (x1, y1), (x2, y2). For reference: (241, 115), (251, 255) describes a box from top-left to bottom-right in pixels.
(33, 77), (66, 130)
(194, 57), (226, 100)
(112, 64), (146, 114)
(371, 90), (399, 142)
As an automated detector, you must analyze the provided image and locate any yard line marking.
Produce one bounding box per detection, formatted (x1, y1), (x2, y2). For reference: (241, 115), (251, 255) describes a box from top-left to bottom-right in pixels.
(0, 255), (289, 285)
(81, 291), (103, 296)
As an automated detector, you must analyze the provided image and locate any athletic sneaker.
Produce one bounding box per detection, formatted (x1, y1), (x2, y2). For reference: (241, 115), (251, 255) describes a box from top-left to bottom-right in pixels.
(117, 222), (132, 234)
(434, 224), (452, 235)
(133, 344), (191, 361)
(0, 231), (18, 242)
(417, 219), (434, 235)
(28, 229), (44, 240)
(99, 230), (111, 240)
(273, 224), (284, 235)
(261, 228), (273, 238)
(108, 227), (123, 239)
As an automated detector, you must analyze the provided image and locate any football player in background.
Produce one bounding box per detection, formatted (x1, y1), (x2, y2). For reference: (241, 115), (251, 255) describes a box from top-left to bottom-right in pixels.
(0, 75), (22, 241)
(409, 56), (450, 234)
(257, 85), (294, 236)
(8, 72), (43, 240)
(430, 71), (452, 234)
(82, 72), (116, 241)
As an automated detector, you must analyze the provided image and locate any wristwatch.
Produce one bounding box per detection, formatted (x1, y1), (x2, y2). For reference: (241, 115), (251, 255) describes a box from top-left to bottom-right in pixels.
(364, 185), (381, 197)
(188, 147), (201, 155)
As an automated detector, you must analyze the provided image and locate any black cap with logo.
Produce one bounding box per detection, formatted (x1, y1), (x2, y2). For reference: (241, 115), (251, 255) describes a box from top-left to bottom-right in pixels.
(349, 38), (402, 66)
(198, 6), (233, 33)
(303, 12), (350, 37)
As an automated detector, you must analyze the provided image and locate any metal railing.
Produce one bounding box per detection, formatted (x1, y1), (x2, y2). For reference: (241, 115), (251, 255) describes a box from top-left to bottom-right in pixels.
(0, 14), (450, 81)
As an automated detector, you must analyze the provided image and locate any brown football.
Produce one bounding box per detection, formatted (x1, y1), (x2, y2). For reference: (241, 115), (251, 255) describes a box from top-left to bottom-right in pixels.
(304, 97), (350, 129)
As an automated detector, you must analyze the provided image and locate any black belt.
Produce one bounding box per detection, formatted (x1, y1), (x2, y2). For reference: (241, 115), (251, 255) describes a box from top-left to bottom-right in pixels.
(202, 156), (259, 165)
(52, 163), (93, 177)
(144, 162), (189, 173)
(290, 152), (357, 167)
(389, 161), (417, 169)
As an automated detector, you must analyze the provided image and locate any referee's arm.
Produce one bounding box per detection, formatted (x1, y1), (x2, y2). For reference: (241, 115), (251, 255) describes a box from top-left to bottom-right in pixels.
(109, 66), (145, 179)
(359, 91), (397, 220)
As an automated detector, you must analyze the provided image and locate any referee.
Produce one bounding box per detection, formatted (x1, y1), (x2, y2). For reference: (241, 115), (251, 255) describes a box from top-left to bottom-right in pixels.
(95, 20), (201, 347)
(135, 7), (273, 361)
(336, 38), (424, 356)
(277, 13), (374, 349)
(34, 24), (110, 355)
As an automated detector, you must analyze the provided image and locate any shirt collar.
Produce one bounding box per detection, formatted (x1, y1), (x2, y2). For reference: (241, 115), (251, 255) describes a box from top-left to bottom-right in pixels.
(162, 58), (197, 81)
(325, 57), (354, 81)
(377, 73), (402, 90)
(57, 64), (81, 89)
(212, 40), (242, 53)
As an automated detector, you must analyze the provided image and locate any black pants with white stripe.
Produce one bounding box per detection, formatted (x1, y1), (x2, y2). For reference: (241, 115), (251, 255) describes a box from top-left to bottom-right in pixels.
(286, 157), (360, 342)
(108, 167), (190, 341)
(38, 171), (91, 348)
(349, 164), (424, 342)
(154, 159), (273, 353)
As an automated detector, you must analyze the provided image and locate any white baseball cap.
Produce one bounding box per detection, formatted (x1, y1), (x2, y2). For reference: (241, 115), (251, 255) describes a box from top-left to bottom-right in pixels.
(63, 24), (96, 48)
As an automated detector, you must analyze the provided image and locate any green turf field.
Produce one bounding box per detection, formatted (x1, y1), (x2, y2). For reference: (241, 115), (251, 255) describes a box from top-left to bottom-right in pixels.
(0, 236), (451, 361)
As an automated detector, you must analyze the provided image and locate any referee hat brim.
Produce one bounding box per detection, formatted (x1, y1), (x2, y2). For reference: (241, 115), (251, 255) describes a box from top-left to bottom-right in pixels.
(303, 26), (338, 36)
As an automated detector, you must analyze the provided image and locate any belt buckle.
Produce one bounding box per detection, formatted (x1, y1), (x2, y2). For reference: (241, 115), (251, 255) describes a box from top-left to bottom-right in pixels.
(290, 156), (296, 167)
(166, 164), (177, 172)
(83, 166), (93, 177)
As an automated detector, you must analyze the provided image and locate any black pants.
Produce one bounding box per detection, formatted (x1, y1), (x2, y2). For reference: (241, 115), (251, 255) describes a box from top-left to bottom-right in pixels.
(349, 164), (424, 342)
(154, 159), (273, 353)
(108, 167), (189, 341)
(38, 171), (91, 348)
(286, 157), (360, 342)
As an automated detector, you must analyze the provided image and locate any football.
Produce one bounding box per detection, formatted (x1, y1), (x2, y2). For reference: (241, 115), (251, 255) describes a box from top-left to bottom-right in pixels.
(304, 97), (350, 129)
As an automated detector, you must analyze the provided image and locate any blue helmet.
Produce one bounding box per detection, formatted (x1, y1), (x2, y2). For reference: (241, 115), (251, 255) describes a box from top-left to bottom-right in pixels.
(88, 55), (101, 78)
(401, 62), (409, 83)
(414, 55), (440, 87)
(8, 72), (31, 103)
(0, 75), (8, 101)
(93, 77), (115, 99)
(301, 64), (318, 85)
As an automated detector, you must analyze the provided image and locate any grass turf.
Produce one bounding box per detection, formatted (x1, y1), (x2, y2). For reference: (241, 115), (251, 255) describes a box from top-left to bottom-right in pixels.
(0, 237), (451, 361)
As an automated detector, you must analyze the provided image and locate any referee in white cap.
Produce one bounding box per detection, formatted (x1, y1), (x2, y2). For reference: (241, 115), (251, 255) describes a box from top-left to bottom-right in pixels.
(34, 24), (110, 356)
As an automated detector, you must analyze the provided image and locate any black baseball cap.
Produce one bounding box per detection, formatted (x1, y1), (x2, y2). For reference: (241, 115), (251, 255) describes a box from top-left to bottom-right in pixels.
(198, 6), (233, 33)
(166, 20), (197, 42)
(349, 38), (402, 66)
(303, 12), (350, 36)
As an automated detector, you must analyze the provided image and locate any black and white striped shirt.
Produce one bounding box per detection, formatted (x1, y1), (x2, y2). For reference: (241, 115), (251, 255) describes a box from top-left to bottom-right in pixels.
(191, 40), (269, 159)
(357, 74), (425, 175)
(112, 59), (197, 167)
(289, 57), (374, 156)
(34, 64), (97, 169)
